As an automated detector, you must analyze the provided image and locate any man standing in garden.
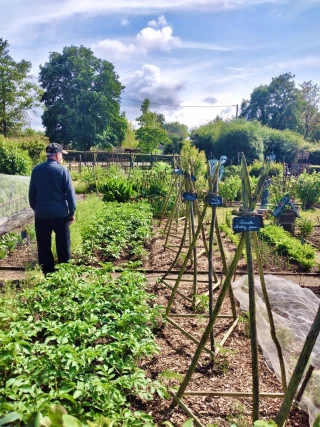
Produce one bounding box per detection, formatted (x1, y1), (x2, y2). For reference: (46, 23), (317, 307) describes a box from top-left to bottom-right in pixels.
(28, 143), (76, 276)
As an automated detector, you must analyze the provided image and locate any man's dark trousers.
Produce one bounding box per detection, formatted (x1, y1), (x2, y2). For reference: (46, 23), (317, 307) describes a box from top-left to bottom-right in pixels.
(35, 217), (71, 276)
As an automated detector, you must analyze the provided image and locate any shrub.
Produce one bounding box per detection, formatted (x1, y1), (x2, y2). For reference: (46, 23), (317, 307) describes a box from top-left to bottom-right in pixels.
(219, 175), (241, 202)
(249, 160), (283, 177)
(261, 127), (305, 163)
(0, 139), (32, 175)
(223, 165), (241, 178)
(295, 171), (320, 207)
(308, 143), (320, 165)
(191, 119), (264, 163)
(18, 139), (47, 165)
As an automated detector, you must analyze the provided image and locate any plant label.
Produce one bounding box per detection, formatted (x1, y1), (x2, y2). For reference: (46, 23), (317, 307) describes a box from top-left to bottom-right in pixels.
(207, 195), (223, 206)
(182, 192), (198, 202)
(232, 216), (260, 233)
(21, 230), (27, 239)
(172, 168), (184, 175)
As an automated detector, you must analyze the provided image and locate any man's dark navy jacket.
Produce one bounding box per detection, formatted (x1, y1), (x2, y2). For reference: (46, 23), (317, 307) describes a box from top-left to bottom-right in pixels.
(29, 159), (76, 218)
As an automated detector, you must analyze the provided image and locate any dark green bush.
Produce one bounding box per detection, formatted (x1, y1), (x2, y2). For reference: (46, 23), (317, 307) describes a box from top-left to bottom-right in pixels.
(295, 171), (320, 207)
(0, 140), (32, 175)
(18, 139), (47, 165)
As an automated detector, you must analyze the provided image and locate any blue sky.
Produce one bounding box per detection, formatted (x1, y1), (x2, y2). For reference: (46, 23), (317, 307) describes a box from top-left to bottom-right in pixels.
(1, 0), (320, 131)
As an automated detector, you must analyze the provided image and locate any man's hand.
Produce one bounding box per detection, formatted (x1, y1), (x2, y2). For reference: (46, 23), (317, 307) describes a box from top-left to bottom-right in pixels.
(68, 215), (75, 225)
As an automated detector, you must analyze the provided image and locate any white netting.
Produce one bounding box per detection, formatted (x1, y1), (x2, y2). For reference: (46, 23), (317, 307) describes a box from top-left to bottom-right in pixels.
(232, 275), (320, 426)
(0, 174), (32, 235)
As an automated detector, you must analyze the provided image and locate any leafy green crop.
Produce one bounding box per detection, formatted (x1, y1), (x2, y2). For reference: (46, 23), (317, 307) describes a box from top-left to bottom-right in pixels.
(81, 202), (152, 261)
(101, 178), (135, 203)
(0, 265), (164, 425)
(0, 225), (35, 260)
(259, 225), (316, 270)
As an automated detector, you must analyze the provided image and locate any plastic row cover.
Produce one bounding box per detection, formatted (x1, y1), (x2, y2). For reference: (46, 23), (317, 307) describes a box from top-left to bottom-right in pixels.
(0, 174), (32, 235)
(232, 275), (320, 426)
(0, 173), (30, 218)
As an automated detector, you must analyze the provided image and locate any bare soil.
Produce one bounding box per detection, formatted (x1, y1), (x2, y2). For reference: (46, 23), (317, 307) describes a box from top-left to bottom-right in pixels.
(133, 222), (320, 427)
(1, 217), (319, 426)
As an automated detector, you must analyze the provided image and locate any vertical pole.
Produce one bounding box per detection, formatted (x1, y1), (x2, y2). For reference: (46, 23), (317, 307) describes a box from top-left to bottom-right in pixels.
(275, 305), (320, 427)
(252, 232), (287, 392)
(171, 234), (246, 404)
(190, 202), (197, 309)
(236, 104), (239, 119)
(245, 231), (260, 421)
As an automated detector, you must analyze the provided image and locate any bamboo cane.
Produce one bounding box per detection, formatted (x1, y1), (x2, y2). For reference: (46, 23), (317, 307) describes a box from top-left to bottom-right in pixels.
(170, 233), (246, 407)
(252, 232), (287, 392)
(275, 306), (320, 427)
(165, 201), (209, 316)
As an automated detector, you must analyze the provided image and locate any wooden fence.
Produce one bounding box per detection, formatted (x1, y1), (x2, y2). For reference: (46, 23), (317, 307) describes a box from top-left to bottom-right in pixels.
(64, 151), (177, 171)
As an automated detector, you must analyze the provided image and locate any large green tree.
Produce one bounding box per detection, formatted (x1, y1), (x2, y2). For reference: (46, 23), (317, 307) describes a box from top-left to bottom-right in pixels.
(241, 72), (302, 132)
(39, 45), (126, 150)
(135, 99), (169, 153)
(0, 39), (41, 137)
(299, 81), (320, 139)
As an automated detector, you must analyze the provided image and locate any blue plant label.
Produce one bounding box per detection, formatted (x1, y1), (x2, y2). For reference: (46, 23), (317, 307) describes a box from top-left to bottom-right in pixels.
(232, 216), (260, 233)
(207, 195), (223, 206)
(182, 192), (198, 202)
(191, 175), (197, 182)
(172, 168), (184, 175)
(21, 230), (27, 239)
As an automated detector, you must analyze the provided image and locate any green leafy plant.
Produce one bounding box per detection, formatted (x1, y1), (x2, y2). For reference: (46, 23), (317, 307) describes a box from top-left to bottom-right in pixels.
(0, 139), (32, 176)
(259, 225), (316, 270)
(296, 171), (320, 208)
(0, 265), (164, 425)
(81, 201), (152, 262)
(101, 178), (136, 203)
(219, 175), (241, 203)
(296, 217), (314, 241)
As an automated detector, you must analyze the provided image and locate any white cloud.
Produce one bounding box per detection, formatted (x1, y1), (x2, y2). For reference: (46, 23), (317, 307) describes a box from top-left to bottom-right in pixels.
(147, 15), (168, 28)
(123, 64), (186, 106)
(92, 18), (180, 60)
(136, 25), (181, 51)
(92, 39), (137, 60)
(0, 0), (290, 34)
(181, 41), (235, 51)
(120, 18), (130, 26)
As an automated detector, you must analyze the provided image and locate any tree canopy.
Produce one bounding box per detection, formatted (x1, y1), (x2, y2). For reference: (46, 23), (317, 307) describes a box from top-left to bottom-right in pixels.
(135, 99), (169, 153)
(0, 39), (41, 137)
(39, 45), (126, 150)
(240, 73), (302, 132)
